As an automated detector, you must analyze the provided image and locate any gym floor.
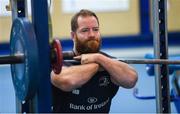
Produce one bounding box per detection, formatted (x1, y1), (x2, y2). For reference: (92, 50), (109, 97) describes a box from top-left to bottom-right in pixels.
(0, 46), (180, 113)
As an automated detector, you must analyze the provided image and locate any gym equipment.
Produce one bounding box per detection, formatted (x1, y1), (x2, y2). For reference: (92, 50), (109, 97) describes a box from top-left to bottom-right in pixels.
(51, 39), (63, 74)
(0, 14), (180, 102)
(5, 0), (52, 112)
(172, 71), (180, 113)
(0, 18), (63, 101)
(145, 54), (180, 76)
(152, 0), (170, 113)
(133, 88), (180, 101)
(0, 18), (68, 101)
(2, 0), (179, 113)
(10, 17), (39, 101)
(2, 16), (180, 102)
(172, 71), (180, 96)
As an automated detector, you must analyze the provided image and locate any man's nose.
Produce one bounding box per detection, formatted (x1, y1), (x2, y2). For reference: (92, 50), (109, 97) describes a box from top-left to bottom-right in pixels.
(89, 29), (95, 38)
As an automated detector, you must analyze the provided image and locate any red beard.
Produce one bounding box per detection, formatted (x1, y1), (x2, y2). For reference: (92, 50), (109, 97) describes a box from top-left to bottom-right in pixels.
(74, 37), (101, 55)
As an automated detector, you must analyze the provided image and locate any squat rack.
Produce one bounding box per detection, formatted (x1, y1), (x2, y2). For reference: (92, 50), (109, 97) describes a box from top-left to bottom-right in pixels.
(7, 0), (172, 113)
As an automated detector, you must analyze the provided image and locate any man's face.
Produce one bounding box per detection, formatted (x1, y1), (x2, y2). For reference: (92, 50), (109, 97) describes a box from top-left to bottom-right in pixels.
(73, 16), (101, 55)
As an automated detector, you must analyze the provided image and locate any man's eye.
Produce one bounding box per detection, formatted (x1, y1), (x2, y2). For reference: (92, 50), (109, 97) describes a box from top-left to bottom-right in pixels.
(81, 29), (89, 32)
(93, 28), (99, 31)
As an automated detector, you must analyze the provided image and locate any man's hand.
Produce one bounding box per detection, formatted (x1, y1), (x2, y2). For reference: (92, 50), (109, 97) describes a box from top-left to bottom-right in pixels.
(74, 53), (105, 72)
(73, 53), (99, 64)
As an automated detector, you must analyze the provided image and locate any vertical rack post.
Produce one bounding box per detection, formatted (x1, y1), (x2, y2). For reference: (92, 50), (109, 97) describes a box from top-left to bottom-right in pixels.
(31, 0), (52, 112)
(152, 0), (171, 113)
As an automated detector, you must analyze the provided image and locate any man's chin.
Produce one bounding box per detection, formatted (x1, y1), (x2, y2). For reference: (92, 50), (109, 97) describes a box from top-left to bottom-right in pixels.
(75, 40), (101, 54)
(87, 41), (100, 50)
(79, 47), (100, 54)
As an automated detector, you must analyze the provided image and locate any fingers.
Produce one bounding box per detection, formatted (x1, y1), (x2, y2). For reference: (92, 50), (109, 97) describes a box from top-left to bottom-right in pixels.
(81, 58), (89, 64)
(73, 55), (87, 64)
(74, 55), (89, 64)
(73, 55), (81, 60)
(74, 53), (97, 64)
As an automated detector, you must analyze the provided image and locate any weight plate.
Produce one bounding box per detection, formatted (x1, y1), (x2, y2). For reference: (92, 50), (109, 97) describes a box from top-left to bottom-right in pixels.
(51, 39), (63, 74)
(10, 18), (39, 101)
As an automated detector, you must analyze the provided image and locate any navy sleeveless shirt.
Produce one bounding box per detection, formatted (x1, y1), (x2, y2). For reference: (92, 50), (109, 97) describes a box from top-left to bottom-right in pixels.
(52, 52), (119, 113)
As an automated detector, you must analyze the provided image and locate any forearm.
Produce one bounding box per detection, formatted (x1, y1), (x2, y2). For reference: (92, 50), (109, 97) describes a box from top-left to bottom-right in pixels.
(96, 54), (138, 88)
(51, 63), (99, 91)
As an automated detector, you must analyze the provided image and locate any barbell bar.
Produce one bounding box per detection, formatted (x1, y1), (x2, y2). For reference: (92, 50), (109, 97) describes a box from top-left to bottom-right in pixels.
(116, 58), (180, 64)
(0, 54), (24, 64)
(1, 50), (180, 67)
(63, 58), (180, 65)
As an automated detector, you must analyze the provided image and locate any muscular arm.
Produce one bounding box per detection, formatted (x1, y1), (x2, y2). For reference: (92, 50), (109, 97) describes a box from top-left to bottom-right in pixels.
(51, 63), (99, 92)
(96, 54), (138, 88)
(78, 53), (138, 88)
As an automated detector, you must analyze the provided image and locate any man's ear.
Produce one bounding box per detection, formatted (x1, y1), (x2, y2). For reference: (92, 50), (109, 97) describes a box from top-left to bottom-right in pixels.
(71, 31), (75, 40)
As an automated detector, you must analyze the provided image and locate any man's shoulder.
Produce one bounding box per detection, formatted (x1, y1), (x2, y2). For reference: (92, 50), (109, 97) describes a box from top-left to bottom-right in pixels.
(99, 51), (115, 58)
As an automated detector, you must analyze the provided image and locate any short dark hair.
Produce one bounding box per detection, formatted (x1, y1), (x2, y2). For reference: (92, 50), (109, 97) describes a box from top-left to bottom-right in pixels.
(71, 9), (99, 32)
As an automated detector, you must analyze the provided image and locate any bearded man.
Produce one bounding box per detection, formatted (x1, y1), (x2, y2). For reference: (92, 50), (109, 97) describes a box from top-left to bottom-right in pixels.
(51, 9), (138, 113)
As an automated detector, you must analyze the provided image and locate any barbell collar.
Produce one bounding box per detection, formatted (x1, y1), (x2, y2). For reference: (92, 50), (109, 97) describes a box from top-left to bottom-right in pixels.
(63, 51), (75, 60)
